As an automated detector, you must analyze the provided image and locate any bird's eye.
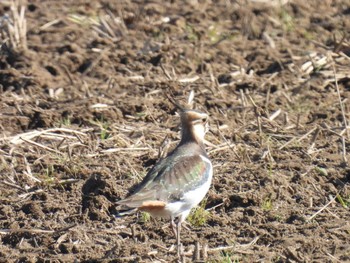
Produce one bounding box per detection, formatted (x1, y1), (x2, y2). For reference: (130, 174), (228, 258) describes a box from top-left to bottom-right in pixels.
(202, 117), (207, 123)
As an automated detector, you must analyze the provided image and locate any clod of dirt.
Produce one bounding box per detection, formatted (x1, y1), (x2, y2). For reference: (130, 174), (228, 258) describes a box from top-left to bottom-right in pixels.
(82, 173), (106, 196)
(82, 173), (118, 221)
(21, 202), (45, 219)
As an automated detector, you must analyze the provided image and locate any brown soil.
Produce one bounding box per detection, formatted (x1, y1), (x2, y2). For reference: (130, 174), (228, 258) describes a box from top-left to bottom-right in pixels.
(1, 0), (350, 262)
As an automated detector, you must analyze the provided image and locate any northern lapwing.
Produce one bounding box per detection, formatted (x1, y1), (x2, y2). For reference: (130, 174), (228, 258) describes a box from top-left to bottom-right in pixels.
(116, 103), (213, 256)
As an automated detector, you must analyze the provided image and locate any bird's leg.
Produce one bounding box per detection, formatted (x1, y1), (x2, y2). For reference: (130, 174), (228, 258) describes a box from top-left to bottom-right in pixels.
(170, 218), (177, 238)
(176, 219), (183, 257)
(176, 220), (181, 247)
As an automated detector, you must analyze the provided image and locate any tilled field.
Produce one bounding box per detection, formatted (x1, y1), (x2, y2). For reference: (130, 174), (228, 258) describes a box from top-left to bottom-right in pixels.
(1, 0), (350, 262)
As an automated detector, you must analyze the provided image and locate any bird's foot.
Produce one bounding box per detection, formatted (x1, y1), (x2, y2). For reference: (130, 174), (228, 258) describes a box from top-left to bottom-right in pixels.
(177, 243), (185, 262)
(181, 221), (191, 231)
(177, 242), (183, 256)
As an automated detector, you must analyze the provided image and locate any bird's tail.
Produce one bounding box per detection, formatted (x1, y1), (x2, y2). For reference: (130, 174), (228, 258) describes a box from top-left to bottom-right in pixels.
(113, 207), (138, 217)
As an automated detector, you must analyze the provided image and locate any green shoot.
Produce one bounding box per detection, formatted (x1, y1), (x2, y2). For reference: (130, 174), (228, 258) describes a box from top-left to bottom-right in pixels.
(140, 212), (151, 223)
(314, 166), (328, 177)
(261, 198), (273, 211)
(336, 194), (349, 209)
(187, 200), (210, 227)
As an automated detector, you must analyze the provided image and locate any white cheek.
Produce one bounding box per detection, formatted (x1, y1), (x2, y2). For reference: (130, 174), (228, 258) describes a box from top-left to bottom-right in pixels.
(193, 124), (205, 140)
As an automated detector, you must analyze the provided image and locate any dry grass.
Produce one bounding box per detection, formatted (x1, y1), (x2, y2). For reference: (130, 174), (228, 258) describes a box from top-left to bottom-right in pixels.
(0, 0), (27, 51)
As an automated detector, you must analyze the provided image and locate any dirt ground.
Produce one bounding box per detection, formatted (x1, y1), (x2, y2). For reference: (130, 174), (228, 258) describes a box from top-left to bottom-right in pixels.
(1, 0), (350, 262)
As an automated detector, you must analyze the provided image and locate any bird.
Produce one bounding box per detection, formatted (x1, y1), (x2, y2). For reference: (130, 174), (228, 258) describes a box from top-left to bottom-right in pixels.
(116, 103), (213, 256)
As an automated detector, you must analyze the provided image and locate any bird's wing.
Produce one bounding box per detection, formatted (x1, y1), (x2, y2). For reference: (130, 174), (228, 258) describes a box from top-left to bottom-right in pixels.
(116, 154), (211, 208)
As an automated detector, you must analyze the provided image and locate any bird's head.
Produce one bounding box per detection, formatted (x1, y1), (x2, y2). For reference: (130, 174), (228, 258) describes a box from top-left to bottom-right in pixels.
(180, 110), (209, 144)
(166, 94), (209, 145)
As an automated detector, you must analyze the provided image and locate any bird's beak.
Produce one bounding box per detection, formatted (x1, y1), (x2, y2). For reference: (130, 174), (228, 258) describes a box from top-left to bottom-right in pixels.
(205, 122), (210, 133)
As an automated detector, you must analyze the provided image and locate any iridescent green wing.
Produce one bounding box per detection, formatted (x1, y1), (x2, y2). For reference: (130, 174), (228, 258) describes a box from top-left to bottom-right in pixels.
(116, 153), (178, 207)
(117, 155), (211, 207)
(151, 154), (211, 201)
